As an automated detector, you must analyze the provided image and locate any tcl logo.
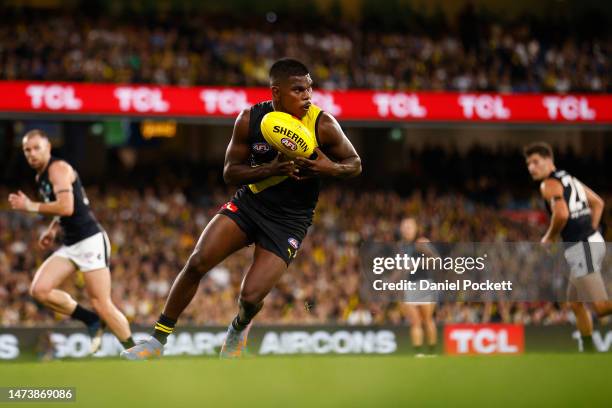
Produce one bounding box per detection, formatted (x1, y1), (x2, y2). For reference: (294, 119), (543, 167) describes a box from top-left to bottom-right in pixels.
(26, 85), (83, 110)
(199, 89), (251, 115)
(543, 96), (595, 120)
(373, 93), (426, 118)
(444, 324), (524, 355)
(458, 95), (510, 119)
(114, 87), (169, 112)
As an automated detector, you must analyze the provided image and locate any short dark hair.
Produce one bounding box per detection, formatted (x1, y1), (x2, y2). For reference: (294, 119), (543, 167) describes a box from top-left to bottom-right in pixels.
(24, 129), (49, 140)
(523, 142), (553, 160)
(269, 58), (309, 84)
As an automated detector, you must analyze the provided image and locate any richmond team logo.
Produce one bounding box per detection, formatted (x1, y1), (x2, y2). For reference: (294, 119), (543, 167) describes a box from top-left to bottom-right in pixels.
(221, 202), (238, 213)
(252, 142), (270, 153)
(288, 238), (300, 249)
(280, 138), (298, 151)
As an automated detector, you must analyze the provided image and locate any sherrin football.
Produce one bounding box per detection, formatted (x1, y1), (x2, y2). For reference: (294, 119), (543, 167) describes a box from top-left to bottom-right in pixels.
(260, 111), (316, 159)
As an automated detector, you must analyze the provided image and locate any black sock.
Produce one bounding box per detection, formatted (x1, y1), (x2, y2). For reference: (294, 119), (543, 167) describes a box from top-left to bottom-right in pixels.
(581, 335), (595, 352)
(232, 300), (263, 331)
(71, 304), (100, 326)
(413, 345), (423, 354)
(152, 314), (177, 345)
(120, 337), (136, 349)
(428, 344), (436, 354)
(231, 316), (246, 331)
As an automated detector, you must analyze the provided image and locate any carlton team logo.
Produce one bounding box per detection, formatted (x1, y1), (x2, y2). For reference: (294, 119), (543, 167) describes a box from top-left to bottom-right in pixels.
(280, 138), (298, 151)
(252, 143), (270, 153)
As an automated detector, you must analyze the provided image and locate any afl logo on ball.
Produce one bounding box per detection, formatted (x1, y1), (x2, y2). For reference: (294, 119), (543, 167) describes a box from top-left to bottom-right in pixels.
(252, 143), (270, 153)
(288, 238), (300, 249)
(280, 138), (298, 151)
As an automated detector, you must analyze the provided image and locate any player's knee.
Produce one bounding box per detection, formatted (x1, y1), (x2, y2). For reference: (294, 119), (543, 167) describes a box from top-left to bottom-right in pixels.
(408, 311), (422, 326)
(90, 297), (112, 315)
(592, 301), (612, 317)
(185, 250), (212, 277)
(29, 283), (50, 303)
(239, 289), (265, 306)
(569, 302), (583, 313)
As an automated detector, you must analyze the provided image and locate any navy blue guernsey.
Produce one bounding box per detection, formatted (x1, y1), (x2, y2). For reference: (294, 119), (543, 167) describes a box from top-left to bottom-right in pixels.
(544, 169), (595, 242)
(233, 101), (322, 223)
(36, 157), (101, 245)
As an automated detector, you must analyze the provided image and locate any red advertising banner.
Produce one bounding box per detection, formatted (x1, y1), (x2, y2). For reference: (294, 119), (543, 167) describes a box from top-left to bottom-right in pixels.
(444, 324), (525, 355)
(0, 81), (610, 123)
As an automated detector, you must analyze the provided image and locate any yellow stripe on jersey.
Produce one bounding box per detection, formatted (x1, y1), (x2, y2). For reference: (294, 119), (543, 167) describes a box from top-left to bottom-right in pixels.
(248, 175), (288, 193)
(248, 104), (322, 194)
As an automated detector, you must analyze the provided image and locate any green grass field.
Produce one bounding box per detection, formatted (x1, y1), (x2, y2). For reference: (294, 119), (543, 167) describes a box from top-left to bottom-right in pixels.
(1, 354), (610, 407)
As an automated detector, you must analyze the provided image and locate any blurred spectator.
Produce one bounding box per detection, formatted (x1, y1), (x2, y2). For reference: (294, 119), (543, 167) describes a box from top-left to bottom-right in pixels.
(0, 11), (609, 92)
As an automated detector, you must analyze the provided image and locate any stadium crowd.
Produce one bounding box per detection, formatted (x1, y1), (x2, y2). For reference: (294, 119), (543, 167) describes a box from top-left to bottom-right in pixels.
(0, 10), (609, 93)
(2, 184), (610, 328)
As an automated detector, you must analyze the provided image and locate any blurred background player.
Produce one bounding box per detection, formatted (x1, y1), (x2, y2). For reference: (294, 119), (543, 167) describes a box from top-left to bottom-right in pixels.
(399, 217), (438, 356)
(524, 142), (611, 351)
(8, 130), (134, 353)
(121, 58), (361, 360)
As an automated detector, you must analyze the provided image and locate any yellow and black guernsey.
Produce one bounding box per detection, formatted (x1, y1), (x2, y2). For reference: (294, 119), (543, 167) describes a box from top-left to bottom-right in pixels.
(220, 100), (323, 264)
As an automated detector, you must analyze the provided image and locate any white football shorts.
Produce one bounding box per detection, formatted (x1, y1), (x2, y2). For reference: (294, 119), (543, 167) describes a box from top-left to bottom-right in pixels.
(53, 231), (110, 272)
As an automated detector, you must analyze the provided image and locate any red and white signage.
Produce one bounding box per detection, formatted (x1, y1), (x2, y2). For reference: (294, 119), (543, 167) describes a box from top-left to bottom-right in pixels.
(1, 81), (610, 123)
(444, 324), (524, 355)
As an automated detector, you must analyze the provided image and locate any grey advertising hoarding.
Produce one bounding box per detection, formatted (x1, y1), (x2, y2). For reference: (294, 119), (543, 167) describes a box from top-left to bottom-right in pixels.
(1, 324), (610, 360)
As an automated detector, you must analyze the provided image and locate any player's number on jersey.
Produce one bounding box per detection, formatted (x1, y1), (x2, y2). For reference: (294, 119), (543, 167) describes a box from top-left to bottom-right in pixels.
(561, 175), (587, 213)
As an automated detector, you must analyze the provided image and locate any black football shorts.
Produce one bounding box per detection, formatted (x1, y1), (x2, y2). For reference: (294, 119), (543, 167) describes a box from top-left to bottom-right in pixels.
(218, 192), (311, 265)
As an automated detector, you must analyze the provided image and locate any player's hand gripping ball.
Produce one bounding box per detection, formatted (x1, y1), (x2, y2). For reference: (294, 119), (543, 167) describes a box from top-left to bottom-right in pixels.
(260, 111), (316, 159)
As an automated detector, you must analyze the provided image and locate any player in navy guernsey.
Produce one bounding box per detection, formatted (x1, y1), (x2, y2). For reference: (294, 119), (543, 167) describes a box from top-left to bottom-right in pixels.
(399, 217), (439, 356)
(122, 58), (361, 360)
(524, 142), (611, 352)
(8, 130), (135, 353)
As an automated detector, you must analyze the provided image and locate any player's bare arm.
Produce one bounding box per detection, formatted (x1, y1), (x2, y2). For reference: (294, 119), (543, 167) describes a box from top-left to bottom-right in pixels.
(8, 160), (75, 216)
(223, 108), (299, 185)
(38, 217), (60, 250)
(540, 178), (569, 243)
(582, 183), (604, 230)
(294, 112), (361, 178)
